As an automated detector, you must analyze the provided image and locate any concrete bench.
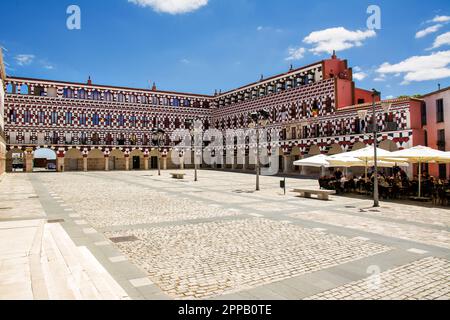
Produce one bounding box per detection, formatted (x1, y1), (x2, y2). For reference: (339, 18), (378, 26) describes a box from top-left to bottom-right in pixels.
(170, 173), (186, 180)
(292, 188), (336, 201)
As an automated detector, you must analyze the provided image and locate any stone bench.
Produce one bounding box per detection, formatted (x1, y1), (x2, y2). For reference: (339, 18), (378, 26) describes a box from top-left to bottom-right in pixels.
(292, 188), (336, 201)
(170, 173), (186, 180)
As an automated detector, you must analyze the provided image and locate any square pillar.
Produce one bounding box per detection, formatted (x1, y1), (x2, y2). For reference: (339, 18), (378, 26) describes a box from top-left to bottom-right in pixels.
(83, 156), (88, 172)
(163, 156), (167, 170)
(283, 156), (290, 174)
(180, 155), (184, 170)
(57, 156), (65, 172)
(105, 156), (109, 171)
(125, 156), (130, 171)
(144, 156), (149, 170)
(25, 150), (34, 173)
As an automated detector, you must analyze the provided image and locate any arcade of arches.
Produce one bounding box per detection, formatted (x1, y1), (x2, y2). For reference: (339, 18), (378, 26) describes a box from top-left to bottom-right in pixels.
(4, 140), (400, 174)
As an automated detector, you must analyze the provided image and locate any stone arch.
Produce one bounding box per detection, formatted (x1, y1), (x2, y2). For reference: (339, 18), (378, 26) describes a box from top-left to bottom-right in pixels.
(308, 145), (321, 156)
(33, 148), (57, 171)
(6, 148), (25, 172)
(109, 149), (125, 171)
(291, 146), (302, 172)
(87, 149), (105, 171)
(328, 143), (343, 155)
(379, 139), (398, 152)
(64, 148), (83, 171)
(352, 142), (366, 151)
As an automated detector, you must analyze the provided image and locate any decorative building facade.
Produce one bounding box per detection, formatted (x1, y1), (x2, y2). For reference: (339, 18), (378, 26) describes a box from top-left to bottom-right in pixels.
(0, 48), (6, 175)
(2, 53), (426, 174)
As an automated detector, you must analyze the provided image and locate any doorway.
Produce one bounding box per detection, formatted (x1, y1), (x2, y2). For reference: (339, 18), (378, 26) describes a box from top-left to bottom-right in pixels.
(150, 156), (158, 169)
(132, 156), (140, 170)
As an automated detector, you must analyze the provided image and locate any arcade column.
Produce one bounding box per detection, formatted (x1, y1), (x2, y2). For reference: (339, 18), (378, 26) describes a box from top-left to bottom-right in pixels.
(144, 155), (149, 170)
(104, 156), (109, 171)
(57, 151), (65, 172)
(25, 148), (34, 173)
(125, 155), (130, 171)
(162, 156), (167, 170)
(83, 155), (88, 172)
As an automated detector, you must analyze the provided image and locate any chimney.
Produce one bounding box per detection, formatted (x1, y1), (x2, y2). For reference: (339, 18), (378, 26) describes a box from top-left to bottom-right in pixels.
(438, 83), (441, 90)
(87, 76), (92, 85)
(331, 50), (337, 59)
(152, 82), (157, 91)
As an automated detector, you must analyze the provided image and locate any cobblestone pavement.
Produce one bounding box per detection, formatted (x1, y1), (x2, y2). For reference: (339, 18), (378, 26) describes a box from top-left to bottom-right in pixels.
(3, 170), (450, 300)
(289, 211), (450, 249)
(307, 257), (450, 300)
(105, 218), (390, 299)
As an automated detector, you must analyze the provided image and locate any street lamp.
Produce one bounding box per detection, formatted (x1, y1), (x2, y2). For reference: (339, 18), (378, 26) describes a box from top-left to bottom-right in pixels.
(372, 89), (381, 208)
(185, 118), (200, 182)
(248, 109), (270, 191)
(151, 128), (166, 176)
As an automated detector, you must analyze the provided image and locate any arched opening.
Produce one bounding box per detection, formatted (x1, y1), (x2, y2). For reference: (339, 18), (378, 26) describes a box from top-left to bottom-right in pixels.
(64, 148), (83, 171)
(6, 148), (25, 172)
(379, 139), (398, 152)
(352, 142), (366, 151)
(130, 149), (145, 170)
(87, 149), (105, 171)
(33, 148), (57, 172)
(308, 145), (321, 156)
(109, 149), (125, 170)
(328, 143), (343, 155)
(20, 84), (29, 95)
(149, 149), (161, 170)
(6, 83), (15, 94)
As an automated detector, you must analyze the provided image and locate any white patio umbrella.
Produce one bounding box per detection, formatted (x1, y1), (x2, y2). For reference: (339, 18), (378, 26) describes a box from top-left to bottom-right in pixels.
(293, 154), (331, 168)
(293, 154), (331, 176)
(379, 146), (450, 198)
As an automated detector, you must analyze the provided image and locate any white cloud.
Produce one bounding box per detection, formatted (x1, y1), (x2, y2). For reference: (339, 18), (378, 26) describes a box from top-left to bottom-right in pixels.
(257, 26), (264, 31)
(285, 47), (306, 61)
(44, 65), (54, 70)
(430, 15), (450, 23)
(385, 95), (394, 99)
(353, 66), (362, 72)
(15, 54), (35, 66)
(376, 50), (450, 83)
(303, 27), (376, 55)
(353, 72), (367, 81)
(128, 0), (208, 14)
(429, 31), (450, 50)
(415, 24), (443, 38)
(180, 58), (190, 64)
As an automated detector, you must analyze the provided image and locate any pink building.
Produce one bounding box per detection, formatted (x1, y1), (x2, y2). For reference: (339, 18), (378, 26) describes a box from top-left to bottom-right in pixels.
(421, 86), (450, 179)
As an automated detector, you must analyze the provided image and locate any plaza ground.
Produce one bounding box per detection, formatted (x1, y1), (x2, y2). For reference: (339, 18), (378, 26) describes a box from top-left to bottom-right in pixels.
(0, 170), (449, 300)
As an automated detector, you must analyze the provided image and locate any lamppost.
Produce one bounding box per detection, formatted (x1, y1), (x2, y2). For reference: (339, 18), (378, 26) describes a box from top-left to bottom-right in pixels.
(151, 128), (166, 176)
(248, 110), (270, 191)
(185, 119), (200, 182)
(372, 89), (381, 208)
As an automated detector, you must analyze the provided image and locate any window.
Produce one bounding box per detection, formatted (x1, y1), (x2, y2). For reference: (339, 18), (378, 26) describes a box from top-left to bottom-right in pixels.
(118, 115), (125, 126)
(63, 88), (74, 98)
(203, 101), (209, 108)
(152, 96), (159, 105)
(438, 129), (445, 151)
(118, 93), (125, 103)
(105, 114), (111, 126)
(437, 99), (444, 123)
(130, 115), (136, 127)
(104, 91), (113, 101)
(424, 130), (428, 147)
(354, 118), (361, 134)
(141, 95), (148, 104)
(439, 164), (447, 180)
(184, 100), (191, 107)
(65, 112), (72, 125)
(80, 113), (87, 125)
(357, 99), (365, 104)
(325, 97), (332, 113)
(24, 110), (31, 123)
(51, 111), (58, 124)
(129, 95), (137, 103)
(38, 111), (45, 124)
(142, 116), (149, 128)
(421, 102), (427, 126)
(92, 113), (100, 126)
(91, 90), (100, 100)
(78, 89), (86, 99)
(173, 98), (180, 107)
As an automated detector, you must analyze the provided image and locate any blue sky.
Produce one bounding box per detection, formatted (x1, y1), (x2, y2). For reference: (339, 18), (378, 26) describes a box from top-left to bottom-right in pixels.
(1, 0), (449, 98)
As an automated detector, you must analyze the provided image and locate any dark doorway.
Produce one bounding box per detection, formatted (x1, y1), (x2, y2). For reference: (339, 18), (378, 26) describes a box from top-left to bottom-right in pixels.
(150, 156), (158, 169)
(132, 156), (140, 170)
